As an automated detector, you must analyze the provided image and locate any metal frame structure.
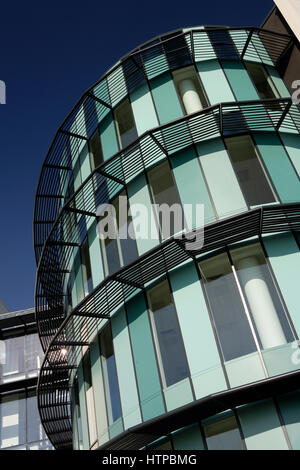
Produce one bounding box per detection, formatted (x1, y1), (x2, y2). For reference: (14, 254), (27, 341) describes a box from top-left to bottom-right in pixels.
(37, 202), (300, 449)
(34, 26), (293, 263)
(98, 369), (300, 450)
(33, 26), (300, 449)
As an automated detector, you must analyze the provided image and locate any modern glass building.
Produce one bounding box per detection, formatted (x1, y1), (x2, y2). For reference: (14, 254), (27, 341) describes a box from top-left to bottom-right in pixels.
(0, 308), (53, 450)
(34, 24), (300, 450)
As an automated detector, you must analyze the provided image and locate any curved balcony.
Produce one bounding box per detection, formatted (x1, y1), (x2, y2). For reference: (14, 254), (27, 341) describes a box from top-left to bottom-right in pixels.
(35, 97), (300, 352)
(37, 201), (300, 449)
(34, 26), (299, 450)
(34, 26), (293, 264)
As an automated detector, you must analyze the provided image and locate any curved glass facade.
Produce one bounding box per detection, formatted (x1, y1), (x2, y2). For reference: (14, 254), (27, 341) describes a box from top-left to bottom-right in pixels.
(34, 26), (300, 450)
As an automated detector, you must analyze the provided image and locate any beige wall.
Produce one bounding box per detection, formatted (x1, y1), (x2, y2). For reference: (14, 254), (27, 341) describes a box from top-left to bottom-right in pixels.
(274, 0), (300, 42)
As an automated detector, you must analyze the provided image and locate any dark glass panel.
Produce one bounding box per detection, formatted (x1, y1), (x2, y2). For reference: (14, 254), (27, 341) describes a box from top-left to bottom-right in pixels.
(199, 252), (257, 361)
(225, 135), (276, 206)
(148, 280), (189, 387)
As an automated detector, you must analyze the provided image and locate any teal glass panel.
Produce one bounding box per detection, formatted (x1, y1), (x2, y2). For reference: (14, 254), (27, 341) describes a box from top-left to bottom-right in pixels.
(238, 399), (289, 450)
(150, 72), (183, 124)
(263, 232), (300, 338)
(111, 308), (142, 429)
(170, 146), (215, 228)
(280, 132), (300, 177)
(254, 133), (300, 203)
(221, 60), (259, 101)
(126, 293), (165, 421)
(170, 262), (227, 399)
(172, 424), (205, 450)
(197, 138), (247, 218)
(130, 83), (158, 135)
(196, 60), (235, 105)
(100, 111), (119, 161)
(278, 390), (300, 450)
(78, 362), (90, 449)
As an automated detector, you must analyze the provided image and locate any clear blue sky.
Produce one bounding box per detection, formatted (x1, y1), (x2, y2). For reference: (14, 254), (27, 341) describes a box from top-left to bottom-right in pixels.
(0, 0), (274, 311)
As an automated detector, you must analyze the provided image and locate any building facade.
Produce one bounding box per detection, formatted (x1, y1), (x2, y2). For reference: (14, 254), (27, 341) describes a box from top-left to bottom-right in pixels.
(263, 0), (300, 94)
(34, 24), (300, 450)
(0, 308), (53, 450)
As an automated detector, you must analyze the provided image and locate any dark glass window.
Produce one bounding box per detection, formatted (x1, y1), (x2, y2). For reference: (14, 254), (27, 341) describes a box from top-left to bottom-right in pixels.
(98, 191), (138, 276)
(114, 98), (138, 148)
(199, 242), (294, 362)
(100, 325), (122, 425)
(122, 55), (146, 94)
(73, 379), (83, 450)
(148, 161), (184, 239)
(112, 191), (139, 266)
(203, 415), (244, 450)
(207, 30), (239, 60)
(147, 279), (189, 387)
(161, 31), (192, 69)
(199, 252), (257, 361)
(81, 239), (93, 295)
(245, 62), (278, 100)
(225, 135), (276, 206)
(89, 128), (103, 170)
(83, 351), (92, 391)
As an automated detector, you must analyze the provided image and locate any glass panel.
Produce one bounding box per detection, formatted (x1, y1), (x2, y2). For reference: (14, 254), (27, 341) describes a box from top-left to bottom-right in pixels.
(104, 237), (121, 275)
(225, 135), (276, 206)
(173, 65), (209, 114)
(147, 279), (189, 387)
(113, 191), (139, 266)
(74, 379), (83, 450)
(148, 160), (184, 238)
(83, 351), (92, 391)
(98, 192), (139, 274)
(203, 415), (244, 450)
(26, 392), (46, 443)
(100, 326), (122, 425)
(25, 334), (43, 377)
(231, 242), (294, 349)
(89, 128), (103, 170)
(98, 204), (121, 276)
(1, 336), (25, 383)
(0, 393), (26, 449)
(152, 439), (172, 450)
(207, 30), (239, 60)
(114, 98), (138, 148)
(161, 32), (192, 69)
(199, 252), (257, 362)
(81, 239), (93, 295)
(245, 62), (278, 100)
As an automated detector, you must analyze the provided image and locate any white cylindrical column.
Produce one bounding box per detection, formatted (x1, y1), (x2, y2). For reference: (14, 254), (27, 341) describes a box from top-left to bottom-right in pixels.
(237, 256), (286, 349)
(178, 79), (203, 114)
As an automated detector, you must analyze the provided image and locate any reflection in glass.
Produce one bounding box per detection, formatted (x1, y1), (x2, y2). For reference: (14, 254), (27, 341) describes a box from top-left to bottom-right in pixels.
(231, 243), (294, 349)
(100, 326), (122, 425)
(0, 393), (26, 449)
(81, 239), (93, 295)
(147, 279), (189, 387)
(26, 392), (46, 444)
(98, 191), (138, 276)
(245, 62), (278, 100)
(199, 252), (257, 362)
(173, 66), (208, 115)
(114, 98), (138, 148)
(203, 415), (244, 450)
(225, 135), (276, 207)
(148, 161), (184, 239)
(89, 128), (103, 170)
